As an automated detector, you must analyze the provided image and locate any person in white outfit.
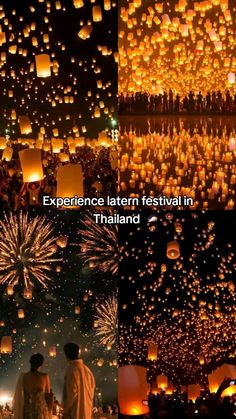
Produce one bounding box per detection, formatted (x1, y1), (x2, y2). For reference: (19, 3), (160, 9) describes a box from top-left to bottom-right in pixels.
(62, 343), (95, 419)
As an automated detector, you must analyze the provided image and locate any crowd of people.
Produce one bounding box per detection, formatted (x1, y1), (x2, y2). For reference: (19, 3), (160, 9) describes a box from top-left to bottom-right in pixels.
(0, 342), (118, 419)
(0, 145), (117, 210)
(119, 90), (236, 115)
(147, 378), (235, 419)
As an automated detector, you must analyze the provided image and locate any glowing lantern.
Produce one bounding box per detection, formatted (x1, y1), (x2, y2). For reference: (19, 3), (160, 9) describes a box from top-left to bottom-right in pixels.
(18, 309), (25, 319)
(228, 72), (235, 84)
(188, 384), (201, 401)
(56, 236), (68, 248)
(166, 240), (180, 259)
(35, 54), (51, 78)
(147, 343), (158, 361)
(7, 285), (14, 296)
(157, 374), (168, 390)
(23, 287), (33, 300)
(56, 164), (84, 202)
(208, 364), (236, 394)
(19, 149), (44, 183)
(118, 365), (150, 415)
(97, 359), (104, 367)
(49, 346), (57, 358)
(1, 336), (12, 354)
(0, 138), (6, 150)
(74, 306), (81, 315)
(92, 6), (102, 22)
(18, 116), (32, 135)
(78, 25), (93, 40)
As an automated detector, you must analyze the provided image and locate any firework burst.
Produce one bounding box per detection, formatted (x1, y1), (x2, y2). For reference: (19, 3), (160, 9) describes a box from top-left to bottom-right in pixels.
(0, 212), (61, 290)
(94, 296), (118, 347)
(79, 212), (118, 275)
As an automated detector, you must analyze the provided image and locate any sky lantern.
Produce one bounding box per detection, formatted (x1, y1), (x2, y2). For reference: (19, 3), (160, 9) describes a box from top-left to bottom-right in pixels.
(56, 164), (84, 202)
(208, 364), (236, 393)
(35, 54), (51, 77)
(18, 116), (32, 135)
(228, 72), (235, 84)
(0, 336), (12, 354)
(147, 342), (158, 361)
(157, 375), (168, 390)
(23, 287), (33, 300)
(78, 25), (93, 40)
(92, 6), (102, 22)
(118, 365), (150, 415)
(188, 384), (201, 402)
(18, 309), (25, 319)
(49, 346), (57, 358)
(0, 137), (6, 150)
(167, 241), (180, 259)
(19, 149), (44, 183)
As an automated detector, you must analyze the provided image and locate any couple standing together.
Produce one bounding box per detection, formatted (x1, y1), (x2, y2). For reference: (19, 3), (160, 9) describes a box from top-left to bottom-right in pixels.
(13, 342), (96, 419)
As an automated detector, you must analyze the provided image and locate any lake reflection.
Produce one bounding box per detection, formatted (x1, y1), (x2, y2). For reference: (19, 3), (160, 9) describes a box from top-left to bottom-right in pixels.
(119, 116), (236, 210)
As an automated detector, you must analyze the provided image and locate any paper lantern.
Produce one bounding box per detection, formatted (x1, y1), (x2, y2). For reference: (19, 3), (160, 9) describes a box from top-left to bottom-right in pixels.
(208, 364), (236, 393)
(166, 240), (180, 259)
(92, 6), (102, 22)
(74, 306), (81, 315)
(1, 336), (12, 354)
(19, 149), (44, 183)
(19, 116), (32, 135)
(56, 164), (84, 201)
(56, 236), (68, 248)
(18, 309), (25, 319)
(49, 346), (57, 358)
(23, 287), (33, 300)
(157, 374), (168, 390)
(52, 138), (64, 153)
(147, 343), (158, 361)
(7, 285), (14, 296)
(228, 72), (235, 84)
(35, 54), (51, 77)
(78, 25), (93, 40)
(188, 384), (201, 401)
(97, 359), (104, 367)
(0, 137), (6, 150)
(118, 365), (149, 415)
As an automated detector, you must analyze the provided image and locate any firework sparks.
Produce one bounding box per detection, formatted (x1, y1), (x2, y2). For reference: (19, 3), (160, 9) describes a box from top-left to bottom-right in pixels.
(79, 212), (118, 275)
(95, 296), (118, 347)
(0, 212), (61, 290)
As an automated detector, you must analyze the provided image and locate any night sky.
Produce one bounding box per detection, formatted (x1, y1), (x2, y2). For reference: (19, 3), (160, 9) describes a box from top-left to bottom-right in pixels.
(0, 0), (117, 139)
(119, 211), (236, 386)
(0, 209), (117, 405)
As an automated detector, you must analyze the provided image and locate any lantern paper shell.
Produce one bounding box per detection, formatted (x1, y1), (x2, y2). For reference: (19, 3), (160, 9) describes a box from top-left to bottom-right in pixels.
(147, 343), (158, 361)
(208, 364), (236, 394)
(56, 164), (84, 201)
(18, 309), (25, 319)
(118, 365), (150, 415)
(19, 116), (32, 135)
(157, 374), (168, 390)
(0, 137), (6, 150)
(188, 384), (201, 402)
(2, 147), (13, 161)
(49, 346), (57, 357)
(35, 54), (51, 77)
(1, 336), (12, 354)
(166, 240), (180, 259)
(19, 149), (44, 183)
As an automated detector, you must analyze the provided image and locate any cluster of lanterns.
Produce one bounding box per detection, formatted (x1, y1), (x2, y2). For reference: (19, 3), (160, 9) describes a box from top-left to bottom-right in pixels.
(0, 0), (117, 140)
(119, 127), (236, 209)
(119, 212), (236, 397)
(119, 0), (236, 95)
